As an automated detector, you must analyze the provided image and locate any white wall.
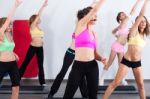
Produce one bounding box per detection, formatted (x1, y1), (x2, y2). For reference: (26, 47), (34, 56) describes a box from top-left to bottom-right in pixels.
(0, 0), (150, 79)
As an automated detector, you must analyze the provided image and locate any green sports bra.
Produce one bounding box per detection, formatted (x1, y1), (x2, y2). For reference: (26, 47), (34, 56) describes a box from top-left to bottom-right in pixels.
(0, 35), (15, 52)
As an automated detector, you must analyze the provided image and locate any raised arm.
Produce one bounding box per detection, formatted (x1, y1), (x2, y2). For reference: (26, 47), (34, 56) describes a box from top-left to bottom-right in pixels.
(130, 0), (141, 16)
(130, 0), (149, 36)
(79, 0), (105, 25)
(115, 0), (141, 31)
(0, 0), (22, 35)
(30, 0), (48, 28)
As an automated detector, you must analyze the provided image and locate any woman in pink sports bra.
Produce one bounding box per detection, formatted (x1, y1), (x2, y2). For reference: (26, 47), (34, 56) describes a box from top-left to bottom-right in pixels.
(99, 0), (141, 86)
(63, 0), (106, 99)
(47, 33), (88, 98)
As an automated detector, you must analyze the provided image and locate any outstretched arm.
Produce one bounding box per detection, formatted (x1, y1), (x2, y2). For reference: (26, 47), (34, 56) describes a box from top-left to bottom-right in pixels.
(130, 0), (149, 37)
(30, 0), (48, 28)
(0, 0), (22, 36)
(79, 0), (106, 25)
(112, 0), (141, 33)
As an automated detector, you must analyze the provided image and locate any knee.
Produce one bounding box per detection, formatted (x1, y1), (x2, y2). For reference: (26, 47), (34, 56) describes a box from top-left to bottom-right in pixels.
(12, 86), (19, 91)
(137, 82), (145, 91)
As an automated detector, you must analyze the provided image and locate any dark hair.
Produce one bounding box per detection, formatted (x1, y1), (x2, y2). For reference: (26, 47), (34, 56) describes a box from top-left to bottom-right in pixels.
(136, 16), (150, 36)
(77, 6), (93, 20)
(116, 12), (124, 23)
(29, 15), (37, 26)
(0, 17), (7, 28)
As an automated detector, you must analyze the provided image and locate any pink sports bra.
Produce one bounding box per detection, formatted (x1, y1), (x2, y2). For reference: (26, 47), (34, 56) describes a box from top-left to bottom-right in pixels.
(116, 27), (129, 37)
(75, 29), (96, 49)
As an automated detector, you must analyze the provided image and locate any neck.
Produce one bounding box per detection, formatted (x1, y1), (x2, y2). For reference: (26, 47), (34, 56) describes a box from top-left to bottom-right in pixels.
(87, 24), (93, 31)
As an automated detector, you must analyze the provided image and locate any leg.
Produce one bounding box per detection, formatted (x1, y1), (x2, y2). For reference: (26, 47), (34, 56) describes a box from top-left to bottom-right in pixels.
(86, 61), (99, 99)
(99, 50), (117, 85)
(105, 50), (117, 69)
(102, 63), (129, 99)
(79, 77), (88, 98)
(49, 51), (74, 96)
(133, 67), (146, 99)
(11, 86), (19, 99)
(36, 47), (46, 85)
(19, 45), (36, 78)
(117, 53), (128, 85)
(8, 61), (20, 99)
(63, 62), (83, 99)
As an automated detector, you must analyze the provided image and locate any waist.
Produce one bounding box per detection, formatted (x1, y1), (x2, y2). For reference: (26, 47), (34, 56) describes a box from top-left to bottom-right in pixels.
(31, 38), (43, 47)
(0, 52), (16, 62)
(116, 36), (127, 45)
(75, 48), (95, 61)
(125, 46), (142, 60)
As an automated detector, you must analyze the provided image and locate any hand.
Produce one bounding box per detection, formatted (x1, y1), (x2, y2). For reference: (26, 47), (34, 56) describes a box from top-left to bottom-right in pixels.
(101, 57), (107, 66)
(43, 0), (48, 7)
(15, 0), (22, 7)
(14, 53), (19, 61)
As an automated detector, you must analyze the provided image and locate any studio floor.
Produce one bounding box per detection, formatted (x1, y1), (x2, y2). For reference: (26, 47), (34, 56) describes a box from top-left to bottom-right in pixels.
(0, 79), (150, 99)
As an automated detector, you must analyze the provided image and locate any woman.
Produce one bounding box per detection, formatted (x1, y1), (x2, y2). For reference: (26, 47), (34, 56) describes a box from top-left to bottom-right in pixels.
(103, 0), (149, 99)
(99, 0), (141, 86)
(47, 34), (88, 98)
(19, 0), (48, 86)
(63, 0), (106, 99)
(0, 0), (22, 99)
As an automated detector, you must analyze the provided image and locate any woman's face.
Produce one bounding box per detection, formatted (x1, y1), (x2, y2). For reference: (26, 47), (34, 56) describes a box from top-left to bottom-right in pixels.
(89, 14), (97, 25)
(119, 12), (127, 22)
(139, 17), (147, 30)
(37, 18), (41, 24)
(6, 22), (13, 32)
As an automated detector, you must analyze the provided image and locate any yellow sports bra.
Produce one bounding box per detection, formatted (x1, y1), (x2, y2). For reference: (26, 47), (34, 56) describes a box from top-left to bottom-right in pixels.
(128, 33), (146, 47)
(30, 27), (44, 38)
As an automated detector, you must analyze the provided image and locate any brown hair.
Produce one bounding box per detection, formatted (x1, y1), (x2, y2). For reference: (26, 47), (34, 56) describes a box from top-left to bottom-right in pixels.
(0, 17), (7, 28)
(77, 6), (93, 20)
(116, 12), (124, 23)
(29, 15), (37, 26)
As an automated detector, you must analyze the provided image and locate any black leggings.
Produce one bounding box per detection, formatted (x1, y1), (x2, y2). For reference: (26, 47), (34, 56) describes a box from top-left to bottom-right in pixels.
(0, 61), (20, 87)
(48, 48), (88, 98)
(19, 45), (45, 85)
(63, 60), (99, 99)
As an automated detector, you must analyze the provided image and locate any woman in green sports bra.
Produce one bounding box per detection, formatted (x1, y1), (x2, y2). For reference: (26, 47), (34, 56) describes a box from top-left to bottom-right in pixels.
(0, 0), (22, 99)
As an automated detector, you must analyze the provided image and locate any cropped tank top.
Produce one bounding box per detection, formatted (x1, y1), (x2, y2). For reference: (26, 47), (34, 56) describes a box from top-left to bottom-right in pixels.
(30, 27), (44, 38)
(75, 29), (96, 49)
(128, 33), (145, 48)
(115, 27), (129, 37)
(0, 35), (15, 52)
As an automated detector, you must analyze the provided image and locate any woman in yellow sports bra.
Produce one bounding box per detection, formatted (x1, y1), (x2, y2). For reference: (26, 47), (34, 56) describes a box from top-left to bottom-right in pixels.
(103, 0), (150, 99)
(0, 0), (22, 99)
(19, 0), (48, 86)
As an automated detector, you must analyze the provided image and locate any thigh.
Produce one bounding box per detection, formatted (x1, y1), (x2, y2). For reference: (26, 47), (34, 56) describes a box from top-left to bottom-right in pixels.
(113, 63), (129, 83)
(86, 62), (99, 99)
(63, 62), (84, 98)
